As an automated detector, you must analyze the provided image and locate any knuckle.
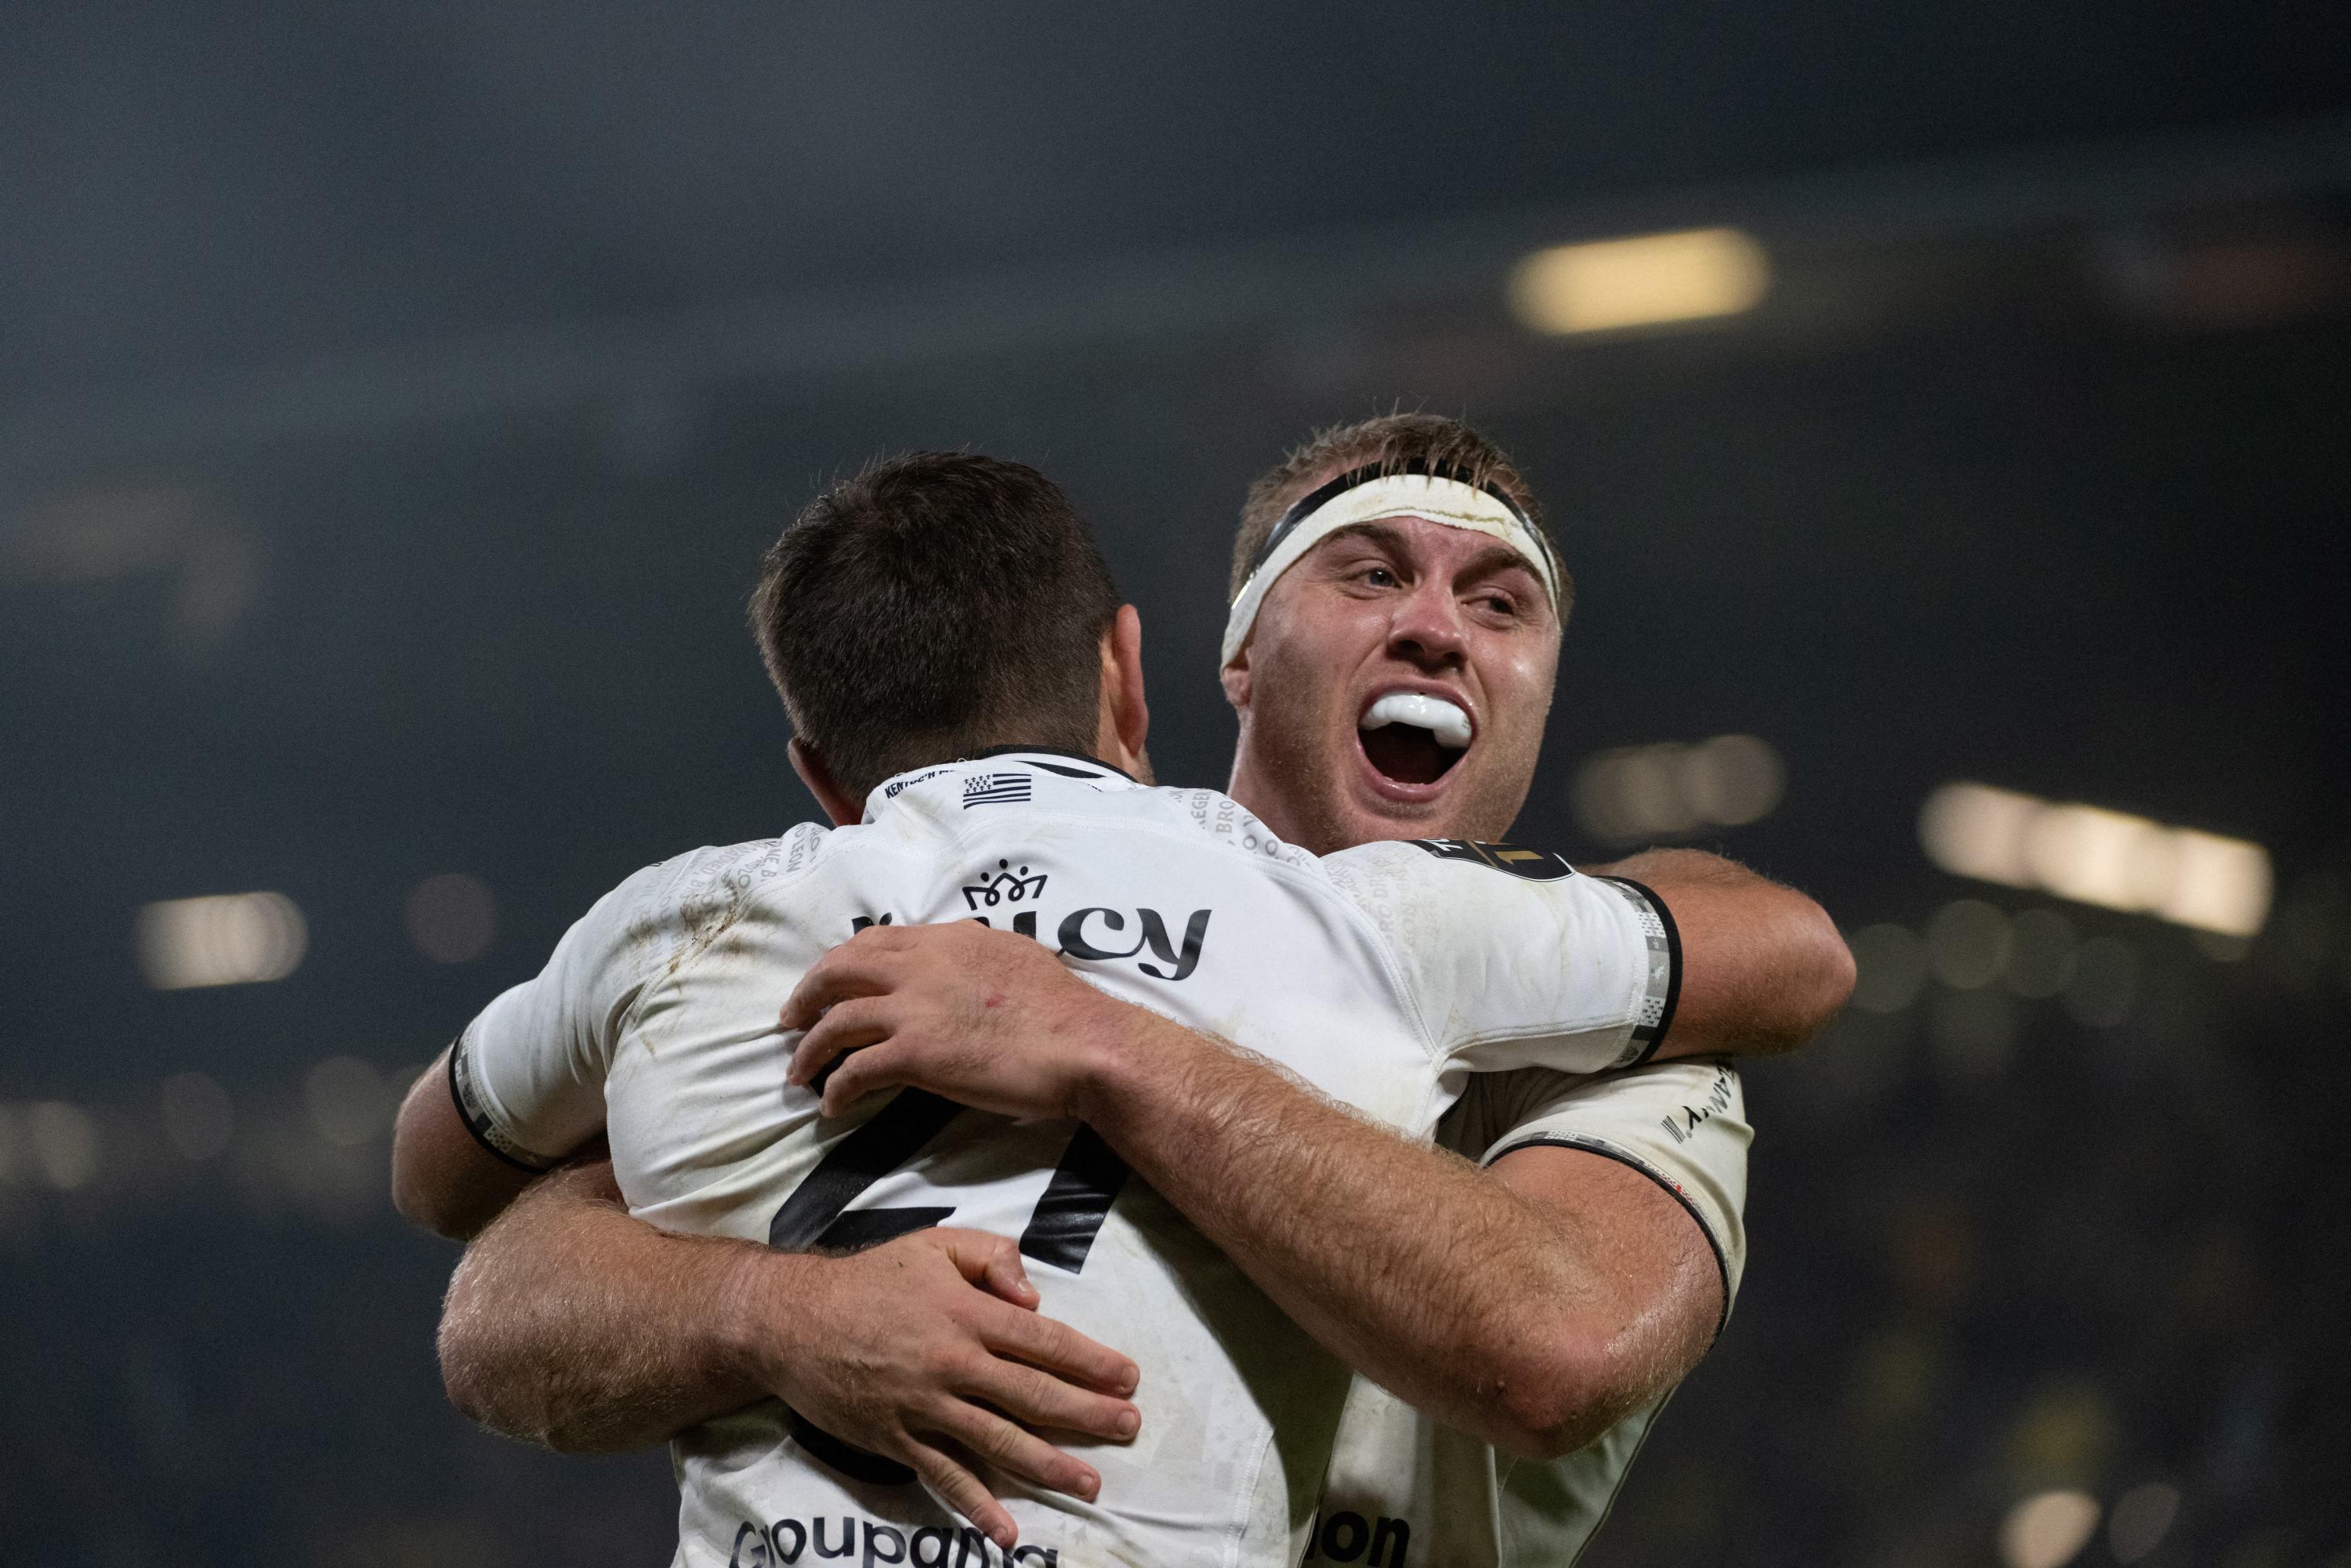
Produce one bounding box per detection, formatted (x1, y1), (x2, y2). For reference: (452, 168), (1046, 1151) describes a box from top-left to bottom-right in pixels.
(1016, 1369), (1074, 1421)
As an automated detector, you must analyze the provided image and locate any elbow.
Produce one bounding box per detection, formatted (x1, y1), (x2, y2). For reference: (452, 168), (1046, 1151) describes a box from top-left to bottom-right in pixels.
(436, 1261), (498, 1428)
(389, 1152), (445, 1237)
(437, 1339), (494, 1432)
(1791, 897), (1857, 1044)
(1487, 1334), (1632, 1461)
(1751, 893), (1856, 1056)
(436, 1273), (577, 1450)
(390, 1152), (474, 1242)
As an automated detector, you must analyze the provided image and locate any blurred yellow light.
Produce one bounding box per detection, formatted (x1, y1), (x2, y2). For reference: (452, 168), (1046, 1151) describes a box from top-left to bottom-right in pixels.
(1571, 733), (1784, 843)
(1509, 227), (1770, 335)
(29, 1101), (99, 1190)
(1920, 783), (2271, 938)
(1919, 782), (2040, 888)
(2161, 830), (2273, 938)
(2025, 804), (2171, 911)
(136, 892), (306, 989)
(2001, 1490), (2101, 1568)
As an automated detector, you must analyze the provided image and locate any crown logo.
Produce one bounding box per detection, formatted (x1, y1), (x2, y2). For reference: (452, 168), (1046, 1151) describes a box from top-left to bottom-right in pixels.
(962, 859), (1047, 911)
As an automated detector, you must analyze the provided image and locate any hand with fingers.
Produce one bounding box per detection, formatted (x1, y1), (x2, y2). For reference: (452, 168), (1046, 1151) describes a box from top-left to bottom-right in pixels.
(737, 1225), (1142, 1550)
(781, 921), (1133, 1121)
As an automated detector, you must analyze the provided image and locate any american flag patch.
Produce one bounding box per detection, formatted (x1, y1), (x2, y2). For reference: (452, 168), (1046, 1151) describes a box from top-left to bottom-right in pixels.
(962, 773), (1032, 809)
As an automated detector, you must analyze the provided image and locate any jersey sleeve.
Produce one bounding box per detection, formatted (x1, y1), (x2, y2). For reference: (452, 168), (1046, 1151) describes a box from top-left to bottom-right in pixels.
(1477, 1059), (1751, 1323)
(447, 849), (729, 1171)
(1323, 838), (1679, 1077)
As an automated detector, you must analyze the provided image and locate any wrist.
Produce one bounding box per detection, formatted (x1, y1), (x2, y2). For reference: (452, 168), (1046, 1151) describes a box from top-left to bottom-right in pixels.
(711, 1242), (814, 1398)
(1060, 983), (1134, 1126)
(1069, 1001), (1212, 1133)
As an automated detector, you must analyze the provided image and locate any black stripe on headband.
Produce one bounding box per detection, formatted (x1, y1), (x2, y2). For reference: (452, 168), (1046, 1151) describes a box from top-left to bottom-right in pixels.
(1246, 459), (1537, 581)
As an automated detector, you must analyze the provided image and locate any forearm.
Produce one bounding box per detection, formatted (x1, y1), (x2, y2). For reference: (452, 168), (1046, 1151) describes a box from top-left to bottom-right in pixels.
(1079, 1031), (1633, 1456)
(1592, 847), (1853, 1056)
(437, 1161), (776, 1451)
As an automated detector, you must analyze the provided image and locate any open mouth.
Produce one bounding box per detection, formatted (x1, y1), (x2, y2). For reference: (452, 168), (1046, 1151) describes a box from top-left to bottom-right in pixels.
(1357, 691), (1472, 788)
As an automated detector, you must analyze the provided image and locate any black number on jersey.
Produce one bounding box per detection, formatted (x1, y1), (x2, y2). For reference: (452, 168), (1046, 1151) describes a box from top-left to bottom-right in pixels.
(764, 1091), (1132, 1485)
(766, 1089), (961, 1253)
(766, 1095), (1130, 1267)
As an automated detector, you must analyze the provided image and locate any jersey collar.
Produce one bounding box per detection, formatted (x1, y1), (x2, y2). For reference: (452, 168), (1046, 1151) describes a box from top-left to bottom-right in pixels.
(862, 745), (1140, 821)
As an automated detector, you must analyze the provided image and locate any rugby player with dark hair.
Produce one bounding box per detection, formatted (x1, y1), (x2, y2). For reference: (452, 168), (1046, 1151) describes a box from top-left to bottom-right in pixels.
(394, 422), (1852, 1563)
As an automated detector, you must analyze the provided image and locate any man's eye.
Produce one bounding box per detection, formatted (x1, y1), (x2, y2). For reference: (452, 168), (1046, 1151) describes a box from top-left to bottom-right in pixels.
(1360, 567), (1399, 588)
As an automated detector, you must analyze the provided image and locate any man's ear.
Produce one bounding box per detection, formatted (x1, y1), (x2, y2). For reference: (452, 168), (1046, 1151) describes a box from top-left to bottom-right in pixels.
(1219, 640), (1252, 714)
(788, 738), (864, 827)
(1097, 603), (1150, 774)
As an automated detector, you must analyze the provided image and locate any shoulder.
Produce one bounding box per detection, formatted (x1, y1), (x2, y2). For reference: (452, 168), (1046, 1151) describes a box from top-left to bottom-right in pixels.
(658, 824), (833, 904)
(1324, 836), (1581, 893)
(1142, 786), (1323, 874)
(1320, 838), (1605, 939)
(583, 825), (833, 961)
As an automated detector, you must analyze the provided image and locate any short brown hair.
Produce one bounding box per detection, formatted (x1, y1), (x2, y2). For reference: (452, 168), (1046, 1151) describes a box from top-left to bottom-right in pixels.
(751, 452), (1121, 800)
(1230, 413), (1563, 608)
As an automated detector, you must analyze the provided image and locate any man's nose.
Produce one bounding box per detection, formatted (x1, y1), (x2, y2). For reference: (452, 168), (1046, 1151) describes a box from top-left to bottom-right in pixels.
(1386, 582), (1469, 669)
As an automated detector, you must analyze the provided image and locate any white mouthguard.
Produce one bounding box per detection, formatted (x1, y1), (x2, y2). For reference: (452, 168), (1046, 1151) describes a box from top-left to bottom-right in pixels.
(1360, 691), (1473, 749)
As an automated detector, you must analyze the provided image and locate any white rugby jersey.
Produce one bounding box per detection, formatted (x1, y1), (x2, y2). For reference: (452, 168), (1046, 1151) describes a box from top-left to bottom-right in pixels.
(449, 749), (1683, 1568)
(1309, 1059), (1750, 1568)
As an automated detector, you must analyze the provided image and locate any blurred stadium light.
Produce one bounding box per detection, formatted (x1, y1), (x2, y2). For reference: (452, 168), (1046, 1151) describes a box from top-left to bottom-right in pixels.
(1918, 783), (2271, 936)
(5, 117), (2346, 476)
(1573, 734), (1784, 843)
(1507, 227), (1770, 335)
(136, 892), (307, 989)
(305, 1057), (392, 1148)
(2001, 1490), (2102, 1568)
(27, 1102), (99, 1190)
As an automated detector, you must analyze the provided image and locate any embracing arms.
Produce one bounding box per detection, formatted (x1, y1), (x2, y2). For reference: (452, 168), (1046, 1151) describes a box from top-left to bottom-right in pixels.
(391, 1057), (1139, 1547)
(397, 846), (1845, 1485)
(782, 848), (1844, 1456)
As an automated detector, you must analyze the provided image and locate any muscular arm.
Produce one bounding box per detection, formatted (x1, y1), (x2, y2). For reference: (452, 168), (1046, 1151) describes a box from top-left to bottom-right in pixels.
(1594, 847), (1855, 1060)
(1081, 1030), (1717, 1458)
(437, 1158), (770, 1450)
(389, 1045), (538, 1240)
(396, 1070), (1140, 1545)
(434, 1157), (1138, 1541)
(1075, 850), (1829, 1450)
(791, 849), (1841, 1457)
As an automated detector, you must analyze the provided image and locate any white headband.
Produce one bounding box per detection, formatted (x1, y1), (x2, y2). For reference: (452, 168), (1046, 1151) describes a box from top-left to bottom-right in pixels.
(1221, 468), (1561, 667)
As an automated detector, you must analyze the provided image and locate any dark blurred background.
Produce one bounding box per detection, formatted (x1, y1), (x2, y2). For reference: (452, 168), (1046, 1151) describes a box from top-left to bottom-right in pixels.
(4, 5), (2349, 1566)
